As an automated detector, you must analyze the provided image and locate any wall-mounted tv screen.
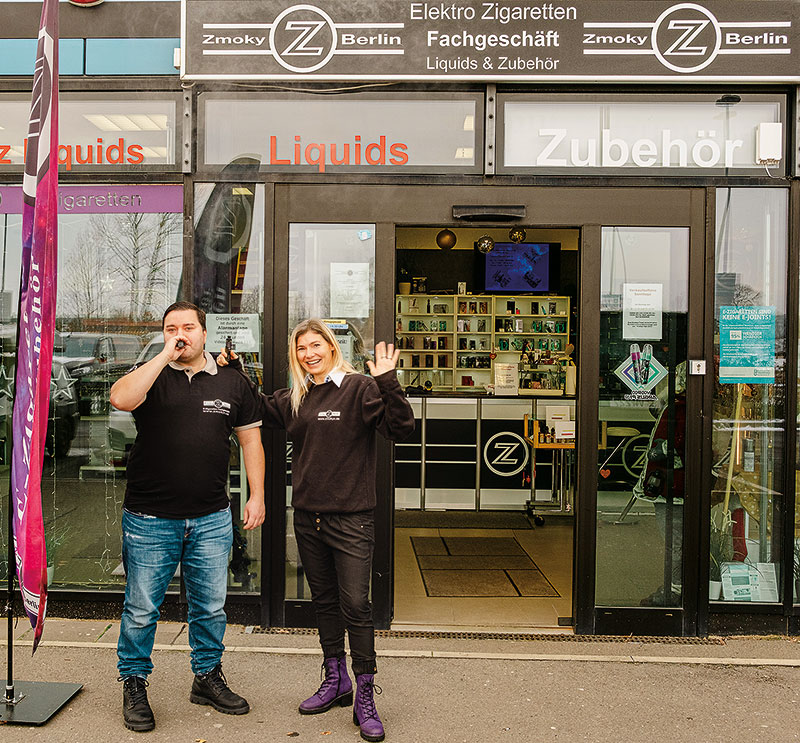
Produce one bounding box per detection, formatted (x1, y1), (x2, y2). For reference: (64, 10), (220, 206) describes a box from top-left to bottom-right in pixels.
(484, 243), (560, 293)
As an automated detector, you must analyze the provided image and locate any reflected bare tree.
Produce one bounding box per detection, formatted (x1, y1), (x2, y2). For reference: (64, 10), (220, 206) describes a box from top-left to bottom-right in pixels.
(733, 284), (761, 307)
(61, 213), (181, 321)
(60, 233), (103, 320)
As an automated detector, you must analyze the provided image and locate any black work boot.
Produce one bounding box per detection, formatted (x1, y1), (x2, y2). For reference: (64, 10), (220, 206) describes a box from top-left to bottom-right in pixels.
(122, 676), (155, 732)
(190, 664), (250, 715)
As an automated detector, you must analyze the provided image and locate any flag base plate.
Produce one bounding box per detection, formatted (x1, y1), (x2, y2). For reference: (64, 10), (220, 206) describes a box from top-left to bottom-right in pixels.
(0, 680), (83, 725)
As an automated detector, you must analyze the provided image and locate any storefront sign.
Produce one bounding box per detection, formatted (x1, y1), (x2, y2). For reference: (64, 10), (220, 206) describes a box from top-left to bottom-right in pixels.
(0, 185), (183, 214)
(182, 1), (799, 81)
(206, 313), (261, 353)
(623, 283), (662, 340)
(503, 97), (784, 173)
(719, 306), (776, 383)
(202, 96), (479, 171)
(0, 95), (178, 170)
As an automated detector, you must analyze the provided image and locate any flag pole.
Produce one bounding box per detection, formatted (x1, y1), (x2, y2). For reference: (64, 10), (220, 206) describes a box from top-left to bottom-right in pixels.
(1, 0), (82, 723)
(6, 473), (15, 704)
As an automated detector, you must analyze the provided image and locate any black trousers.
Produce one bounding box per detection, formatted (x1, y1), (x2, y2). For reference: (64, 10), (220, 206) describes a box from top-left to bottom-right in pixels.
(293, 509), (377, 676)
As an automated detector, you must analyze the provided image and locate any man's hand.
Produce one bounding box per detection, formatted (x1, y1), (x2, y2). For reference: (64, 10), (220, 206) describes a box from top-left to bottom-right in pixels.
(366, 341), (400, 377)
(242, 497), (265, 530)
(162, 335), (188, 362)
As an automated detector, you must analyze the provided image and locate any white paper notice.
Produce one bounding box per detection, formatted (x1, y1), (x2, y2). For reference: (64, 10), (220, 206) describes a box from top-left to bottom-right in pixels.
(623, 283), (663, 340)
(330, 263), (370, 318)
(494, 363), (518, 396)
(206, 313), (261, 352)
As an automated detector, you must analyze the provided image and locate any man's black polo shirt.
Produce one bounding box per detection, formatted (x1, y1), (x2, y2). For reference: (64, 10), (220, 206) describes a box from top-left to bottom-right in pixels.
(123, 352), (262, 519)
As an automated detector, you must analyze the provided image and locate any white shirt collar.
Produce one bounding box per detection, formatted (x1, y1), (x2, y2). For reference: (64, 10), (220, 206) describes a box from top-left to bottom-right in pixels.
(306, 369), (346, 387)
(169, 350), (217, 377)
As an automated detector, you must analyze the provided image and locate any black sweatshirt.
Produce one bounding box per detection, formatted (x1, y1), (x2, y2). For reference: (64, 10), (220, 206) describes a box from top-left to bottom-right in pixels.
(260, 371), (414, 513)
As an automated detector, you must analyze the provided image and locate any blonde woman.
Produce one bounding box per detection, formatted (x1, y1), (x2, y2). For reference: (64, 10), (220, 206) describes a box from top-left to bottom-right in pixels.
(222, 319), (413, 742)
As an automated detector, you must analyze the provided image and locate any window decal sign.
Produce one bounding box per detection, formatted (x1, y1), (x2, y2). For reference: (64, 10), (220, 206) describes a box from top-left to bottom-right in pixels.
(614, 346), (667, 401)
(719, 306), (776, 384)
(0, 96), (177, 170)
(0, 185), (183, 214)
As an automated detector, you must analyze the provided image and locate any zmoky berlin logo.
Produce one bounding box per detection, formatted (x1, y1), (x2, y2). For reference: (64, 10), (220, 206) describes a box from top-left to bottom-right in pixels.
(583, 2), (791, 74)
(201, 3), (404, 73)
(483, 432), (529, 477)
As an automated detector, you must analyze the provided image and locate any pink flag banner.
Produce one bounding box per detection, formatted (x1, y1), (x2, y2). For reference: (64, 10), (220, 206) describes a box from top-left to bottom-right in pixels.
(12, 0), (59, 652)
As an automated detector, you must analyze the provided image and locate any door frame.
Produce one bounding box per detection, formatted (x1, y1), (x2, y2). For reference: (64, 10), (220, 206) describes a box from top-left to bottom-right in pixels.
(269, 183), (708, 635)
(581, 190), (707, 635)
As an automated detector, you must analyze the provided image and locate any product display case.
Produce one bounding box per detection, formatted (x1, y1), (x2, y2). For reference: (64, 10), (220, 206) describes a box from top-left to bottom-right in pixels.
(395, 293), (572, 394)
(395, 294), (455, 391)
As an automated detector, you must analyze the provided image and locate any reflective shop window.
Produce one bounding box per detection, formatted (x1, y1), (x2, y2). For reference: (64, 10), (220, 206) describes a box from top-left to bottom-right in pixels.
(285, 224), (376, 601)
(193, 183), (266, 594)
(0, 185), (183, 591)
(595, 227), (689, 608)
(712, 189), (787, 604)
(200, 94), (481, 173)
(0, 94), (179, 170)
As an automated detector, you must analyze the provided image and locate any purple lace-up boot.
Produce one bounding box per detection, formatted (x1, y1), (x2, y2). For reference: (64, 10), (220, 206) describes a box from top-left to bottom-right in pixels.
(299, 656), (353, 715)
(353, 673), (384, 742)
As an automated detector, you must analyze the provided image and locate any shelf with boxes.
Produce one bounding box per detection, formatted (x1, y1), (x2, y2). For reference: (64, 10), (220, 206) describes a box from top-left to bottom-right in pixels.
(395, 294), (455, 391)
(395, 294), (572, 394)
(490, 295), (571, 395)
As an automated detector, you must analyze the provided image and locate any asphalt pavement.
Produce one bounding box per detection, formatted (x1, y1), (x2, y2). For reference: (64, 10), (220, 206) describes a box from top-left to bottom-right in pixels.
(3, 619), (800, 742)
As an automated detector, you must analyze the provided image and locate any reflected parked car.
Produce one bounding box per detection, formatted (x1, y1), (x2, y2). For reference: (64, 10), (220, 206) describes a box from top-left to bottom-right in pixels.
(107, 334), (161, 461)
(0, 324), (80, 459)
(108, 336), (262, 464)
(54, 331), (144, 415)
(0, 357), (80, 459)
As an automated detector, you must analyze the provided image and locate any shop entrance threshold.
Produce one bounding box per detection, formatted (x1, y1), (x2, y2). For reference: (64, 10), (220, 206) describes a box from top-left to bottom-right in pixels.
(385, 625), (574, 639)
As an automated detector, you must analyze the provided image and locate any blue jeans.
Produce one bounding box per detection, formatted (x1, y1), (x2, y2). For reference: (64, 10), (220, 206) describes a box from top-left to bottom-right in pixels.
(117, 507), (233, 678)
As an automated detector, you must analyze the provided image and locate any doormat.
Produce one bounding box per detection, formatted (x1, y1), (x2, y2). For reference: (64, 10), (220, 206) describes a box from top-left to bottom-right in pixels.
(411, 536), (559, 598)
(395, 510), (533, 530)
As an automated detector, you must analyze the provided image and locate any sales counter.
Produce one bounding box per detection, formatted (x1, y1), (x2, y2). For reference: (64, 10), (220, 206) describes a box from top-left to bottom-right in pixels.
(394, 392), (661, 514)
(395, 395), (577, 512)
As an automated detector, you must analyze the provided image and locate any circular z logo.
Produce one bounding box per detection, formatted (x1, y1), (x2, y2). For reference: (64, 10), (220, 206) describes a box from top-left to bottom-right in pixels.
(270, 4), (337, 73)
(652, 3), (722, 73)
(483, 432), (529, 477)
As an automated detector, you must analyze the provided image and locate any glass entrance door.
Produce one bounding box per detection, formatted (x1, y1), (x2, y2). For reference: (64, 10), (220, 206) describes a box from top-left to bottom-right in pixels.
(272, 183), (705, 634)
(594, 227), (692, 629)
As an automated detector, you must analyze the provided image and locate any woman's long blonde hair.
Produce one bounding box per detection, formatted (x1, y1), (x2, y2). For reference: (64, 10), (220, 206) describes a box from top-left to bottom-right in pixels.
(288, 319), (357, 415)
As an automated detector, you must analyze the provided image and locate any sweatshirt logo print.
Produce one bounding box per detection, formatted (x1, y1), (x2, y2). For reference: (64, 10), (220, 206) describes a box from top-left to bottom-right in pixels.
(203, 399), (231, 415)
(317, 409), (341, 421)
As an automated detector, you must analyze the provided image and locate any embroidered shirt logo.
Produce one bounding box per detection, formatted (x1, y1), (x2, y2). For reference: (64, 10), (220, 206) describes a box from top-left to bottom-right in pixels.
(317, 409), (341, 421)
(203, 399), (231, 415)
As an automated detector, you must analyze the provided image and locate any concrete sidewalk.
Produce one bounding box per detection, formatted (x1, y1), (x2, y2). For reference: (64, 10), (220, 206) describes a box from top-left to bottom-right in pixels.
(4, 619), (800, 742)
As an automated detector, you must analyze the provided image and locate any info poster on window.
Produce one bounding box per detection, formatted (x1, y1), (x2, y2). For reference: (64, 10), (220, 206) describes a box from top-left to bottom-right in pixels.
(330, 262), (370, 318)
(207, 313), (261, 352)
(719, 306), (776, 384)
(622, 283), (662, 340)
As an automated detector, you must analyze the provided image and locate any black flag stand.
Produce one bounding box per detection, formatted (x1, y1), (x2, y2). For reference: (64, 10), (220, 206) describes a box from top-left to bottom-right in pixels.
(3, 505), (81, 724)
(3, 475), (82, 724)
